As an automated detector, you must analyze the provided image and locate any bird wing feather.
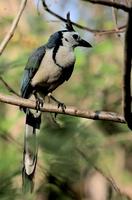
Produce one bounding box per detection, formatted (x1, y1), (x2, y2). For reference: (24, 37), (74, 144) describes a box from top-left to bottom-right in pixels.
(21, 45), (46, 98)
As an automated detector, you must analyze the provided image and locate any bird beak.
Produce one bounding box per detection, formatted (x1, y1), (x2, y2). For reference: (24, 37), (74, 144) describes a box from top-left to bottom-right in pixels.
(78, 39), (92, 48)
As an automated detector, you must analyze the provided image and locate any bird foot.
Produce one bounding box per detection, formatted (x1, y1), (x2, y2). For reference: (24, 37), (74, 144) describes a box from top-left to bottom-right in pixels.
(34, 92), (44, 112)
(57, 102), (66, 111)
(48, 93), (66, 118)
(35, 97), (44, 112)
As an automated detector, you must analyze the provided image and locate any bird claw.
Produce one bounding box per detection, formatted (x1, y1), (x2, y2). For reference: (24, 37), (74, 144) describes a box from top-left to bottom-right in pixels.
(58, 102), (66, 111)
(54, 112), (58, 118)
(34, 92), (44, 112)
(54, 102), (66, 118)
(47, 93), (66, 118)
(35, 98), (44, 112)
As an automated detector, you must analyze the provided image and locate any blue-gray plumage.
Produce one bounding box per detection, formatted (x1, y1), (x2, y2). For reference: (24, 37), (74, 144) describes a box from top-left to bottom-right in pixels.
(21, 45), (46, 99)
(20, 13), (92, 192)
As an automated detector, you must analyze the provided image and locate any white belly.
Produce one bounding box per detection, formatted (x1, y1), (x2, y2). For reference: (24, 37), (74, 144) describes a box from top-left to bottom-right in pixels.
(31, 49), (61, 86)
(31, 47), (75, 87)
(56, 46), (75, 67)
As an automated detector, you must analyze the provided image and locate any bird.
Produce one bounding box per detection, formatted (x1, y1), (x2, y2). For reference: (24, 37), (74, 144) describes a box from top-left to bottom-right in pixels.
(20, 13), (92, 192)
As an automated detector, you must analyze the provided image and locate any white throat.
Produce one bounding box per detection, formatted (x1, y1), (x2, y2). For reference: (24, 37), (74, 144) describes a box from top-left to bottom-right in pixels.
(55, 46), (75, 67)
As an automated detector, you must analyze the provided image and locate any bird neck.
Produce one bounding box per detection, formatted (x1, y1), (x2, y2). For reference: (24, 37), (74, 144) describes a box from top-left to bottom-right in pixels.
(54, 45), (75, 68)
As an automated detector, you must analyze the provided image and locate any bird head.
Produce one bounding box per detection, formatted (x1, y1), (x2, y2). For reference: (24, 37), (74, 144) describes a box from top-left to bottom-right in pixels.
(61, 31), (92, 49)
(61, 12), (92, 49)
(46, 12), (92, 49)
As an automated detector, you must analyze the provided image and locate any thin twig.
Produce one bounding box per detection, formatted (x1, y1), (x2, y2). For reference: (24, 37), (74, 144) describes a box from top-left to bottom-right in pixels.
(0, 92), (126, 123)
(76, 148), (122, 197)
(0, 0), (27, 55)
(123, 7), (132, 130)
(41, 0), (126, 34)
(0, 76), (20, 96)
(77, 148), (132, 200)
(97, 25), (126, 35)
(82, 0), (130, 12)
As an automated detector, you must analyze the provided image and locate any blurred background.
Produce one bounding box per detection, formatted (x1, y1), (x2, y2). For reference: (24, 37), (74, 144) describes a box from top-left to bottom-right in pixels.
(0, 0), (132, 199)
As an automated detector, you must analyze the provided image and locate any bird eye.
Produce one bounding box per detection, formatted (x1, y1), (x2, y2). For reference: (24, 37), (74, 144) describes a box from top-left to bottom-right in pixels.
(72, 34), (79, 40)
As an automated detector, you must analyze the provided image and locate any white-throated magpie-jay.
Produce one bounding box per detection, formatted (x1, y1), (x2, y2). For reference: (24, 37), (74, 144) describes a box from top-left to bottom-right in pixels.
(20, 13), (92, 192)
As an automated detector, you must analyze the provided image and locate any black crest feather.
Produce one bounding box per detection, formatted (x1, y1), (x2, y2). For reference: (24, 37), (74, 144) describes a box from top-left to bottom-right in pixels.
(66, 12), (74, 31)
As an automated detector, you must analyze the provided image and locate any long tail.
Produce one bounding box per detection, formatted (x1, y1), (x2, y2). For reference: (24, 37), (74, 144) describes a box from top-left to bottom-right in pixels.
(22, 110), (41, 192)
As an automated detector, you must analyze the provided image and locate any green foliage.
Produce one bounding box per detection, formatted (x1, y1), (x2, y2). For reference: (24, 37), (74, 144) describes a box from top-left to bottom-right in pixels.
(27, 14), (47, 35)
(0, 141), (20, 200)
(38, 115), (104, 198)
(40, 116), (102, 178)
(0, 0), (131, 199)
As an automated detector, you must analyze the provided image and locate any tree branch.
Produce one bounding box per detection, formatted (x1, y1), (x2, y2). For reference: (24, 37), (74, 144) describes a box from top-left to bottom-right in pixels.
(0, 76), (20, 96)
(123, 7), (132, 130)
(82, 0), (130, 12)
(0, 92), (125, 123)
(41, 0), (126, 34)
(77, 148), (132, 200)
(0, 0), (27, 56)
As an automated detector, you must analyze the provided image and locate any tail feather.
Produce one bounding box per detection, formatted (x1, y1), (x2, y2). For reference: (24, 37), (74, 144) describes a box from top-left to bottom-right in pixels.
(22, 110), (41, 193)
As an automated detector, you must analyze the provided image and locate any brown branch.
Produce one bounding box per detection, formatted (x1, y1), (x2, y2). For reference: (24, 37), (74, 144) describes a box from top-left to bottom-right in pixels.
(41, 0), (126, 34)
(97, 25), (126, 35)
(82, 0), (130, 12)
(0, 92), (125, 123)
(0, 0), (27, 56)
(123, 7), (132, 130)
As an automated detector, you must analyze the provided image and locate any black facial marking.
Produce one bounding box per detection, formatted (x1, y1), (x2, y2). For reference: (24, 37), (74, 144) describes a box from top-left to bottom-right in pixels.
(64, 38), (69, 42)
(52, 32), (62, 61)
(52, 31), (64, 69)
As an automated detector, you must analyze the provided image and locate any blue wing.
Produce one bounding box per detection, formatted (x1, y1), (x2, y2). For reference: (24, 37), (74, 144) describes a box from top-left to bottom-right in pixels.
(21, 45), (46, 98)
